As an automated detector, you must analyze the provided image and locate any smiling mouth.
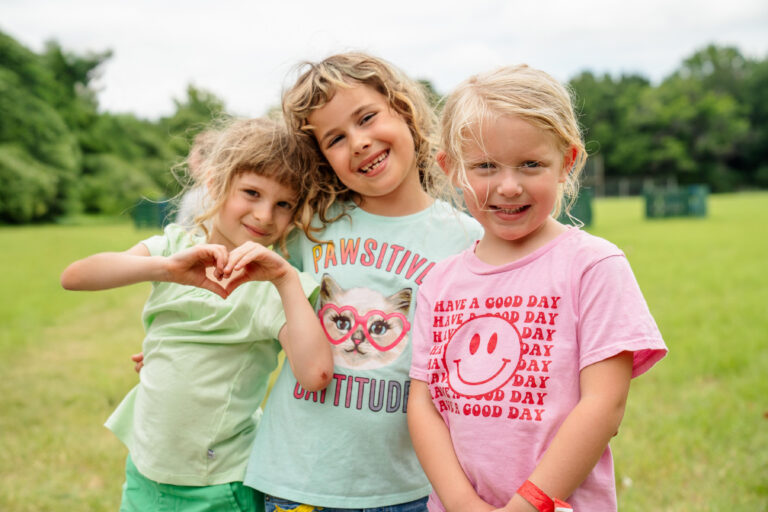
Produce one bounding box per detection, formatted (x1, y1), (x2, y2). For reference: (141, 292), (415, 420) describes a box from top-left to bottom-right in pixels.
(358, 151), (388, 174)
(244, 224), (269, 238)
(492, 205), (529, 215)
(453, 358), (511, 385)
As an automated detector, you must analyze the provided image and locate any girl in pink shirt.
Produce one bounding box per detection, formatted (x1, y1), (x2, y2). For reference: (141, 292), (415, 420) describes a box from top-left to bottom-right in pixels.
(407, 65), (667, 512)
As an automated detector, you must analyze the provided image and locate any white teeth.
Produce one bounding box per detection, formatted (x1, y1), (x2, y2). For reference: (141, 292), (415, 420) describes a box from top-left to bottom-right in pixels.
(360, 151), (387, 173)
(497, 205), (526, 214)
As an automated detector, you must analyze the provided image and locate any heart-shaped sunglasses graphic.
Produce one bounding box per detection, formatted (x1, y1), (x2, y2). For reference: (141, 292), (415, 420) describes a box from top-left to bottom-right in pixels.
(318, 303), (411, 352)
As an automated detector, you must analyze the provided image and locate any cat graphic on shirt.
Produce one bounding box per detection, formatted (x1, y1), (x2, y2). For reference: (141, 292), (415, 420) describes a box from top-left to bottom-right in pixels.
(317, 274), (412, 370)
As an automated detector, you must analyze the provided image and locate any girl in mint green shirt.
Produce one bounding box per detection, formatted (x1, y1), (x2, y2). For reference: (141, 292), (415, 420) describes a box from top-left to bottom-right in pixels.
(61, 118), (333, 512)
(243, 53), (482, 512)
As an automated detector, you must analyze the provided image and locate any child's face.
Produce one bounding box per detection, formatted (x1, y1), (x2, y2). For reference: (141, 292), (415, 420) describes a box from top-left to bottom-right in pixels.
(307, 84), (420, 213)
(209, 172), (297, 251)
(459, 115), (571, 251)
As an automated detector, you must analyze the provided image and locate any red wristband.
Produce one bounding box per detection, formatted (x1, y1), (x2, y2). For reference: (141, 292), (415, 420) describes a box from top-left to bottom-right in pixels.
(517, 480), (574, 512)
(517, 480), (554, 512)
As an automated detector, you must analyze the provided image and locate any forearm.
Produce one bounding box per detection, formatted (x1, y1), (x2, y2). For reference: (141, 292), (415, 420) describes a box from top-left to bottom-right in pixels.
(523, 394), (626, 503)
(61, 252), (167, 290)
(407, 381), (494, 512)
(275, 270), (333, 391)
(505, 352), (633, 510)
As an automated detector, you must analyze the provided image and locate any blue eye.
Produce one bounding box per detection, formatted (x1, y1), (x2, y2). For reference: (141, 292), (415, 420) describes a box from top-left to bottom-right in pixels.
(369, 320), (390, 336)
(332, 314), (352, 331)
(521, 161), (541, 169)
(471, 162), (496, 173)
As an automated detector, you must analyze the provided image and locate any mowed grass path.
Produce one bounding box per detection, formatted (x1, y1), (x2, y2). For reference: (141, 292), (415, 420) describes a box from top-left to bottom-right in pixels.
(1, 194), (766, 511)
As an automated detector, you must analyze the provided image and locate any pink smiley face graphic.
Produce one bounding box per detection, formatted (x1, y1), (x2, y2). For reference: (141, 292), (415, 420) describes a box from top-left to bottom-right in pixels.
(442, 314), (522, 397)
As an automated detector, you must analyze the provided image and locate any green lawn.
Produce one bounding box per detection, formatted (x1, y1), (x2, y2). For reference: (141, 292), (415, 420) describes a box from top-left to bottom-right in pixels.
(1, 194), (766, 511)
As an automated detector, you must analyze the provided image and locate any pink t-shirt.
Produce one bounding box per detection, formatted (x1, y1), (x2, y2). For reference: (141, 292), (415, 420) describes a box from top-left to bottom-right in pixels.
(410, 227), (667, 511)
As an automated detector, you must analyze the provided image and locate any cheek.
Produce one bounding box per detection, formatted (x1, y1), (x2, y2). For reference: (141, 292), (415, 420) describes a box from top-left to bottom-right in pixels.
(276, 209), (295, 228)
(463, 180), (490, 209)
(322, 148), (347, 174)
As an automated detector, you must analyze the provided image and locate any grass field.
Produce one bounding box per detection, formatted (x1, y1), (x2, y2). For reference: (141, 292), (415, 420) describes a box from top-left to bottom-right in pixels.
(1, 194), (766, 511)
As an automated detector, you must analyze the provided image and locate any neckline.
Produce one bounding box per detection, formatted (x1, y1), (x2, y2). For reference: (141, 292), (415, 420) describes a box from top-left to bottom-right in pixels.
(463, 226), (579, 274)
(347, 199), (442, 222)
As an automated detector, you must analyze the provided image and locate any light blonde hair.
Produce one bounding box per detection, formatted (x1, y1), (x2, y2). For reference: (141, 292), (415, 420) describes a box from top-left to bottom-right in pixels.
(191, 117), (320, 253)
(440, 64), (587, 219)
(282, 52), (445, 229)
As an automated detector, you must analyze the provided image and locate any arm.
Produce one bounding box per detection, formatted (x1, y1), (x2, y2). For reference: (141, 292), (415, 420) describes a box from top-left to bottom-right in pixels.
(60, 242), (230, 297)
(500, 351), (633, 512)
(60, 242), (158, 290)
(407, 380), (495, 512)
(224, 242), (333, 392)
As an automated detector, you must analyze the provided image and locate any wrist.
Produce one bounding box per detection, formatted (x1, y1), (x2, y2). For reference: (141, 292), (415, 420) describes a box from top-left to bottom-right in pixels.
(270, 265), (298, 290)
(154, 256), (175, 282)
(516, 480), (572, 512)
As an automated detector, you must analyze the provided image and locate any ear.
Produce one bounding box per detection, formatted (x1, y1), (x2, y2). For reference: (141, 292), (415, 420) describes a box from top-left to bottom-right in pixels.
(436, 151), (451, 175)
(319, 273), (343, 304)
(559, 146), (578, 183)
(386, 287), (413, 313)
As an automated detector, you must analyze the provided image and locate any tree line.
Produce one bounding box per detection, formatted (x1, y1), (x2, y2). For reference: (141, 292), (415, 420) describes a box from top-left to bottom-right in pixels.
(0, 30), (223, 223)
(1, 30), (766, 224)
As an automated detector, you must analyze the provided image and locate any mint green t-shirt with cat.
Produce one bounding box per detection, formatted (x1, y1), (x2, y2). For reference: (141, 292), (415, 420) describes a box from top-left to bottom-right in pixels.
(244, 200), (483, 508)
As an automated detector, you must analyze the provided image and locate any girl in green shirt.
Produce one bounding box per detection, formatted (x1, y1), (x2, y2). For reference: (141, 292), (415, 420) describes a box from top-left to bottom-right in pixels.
(61, 118), (334, 512)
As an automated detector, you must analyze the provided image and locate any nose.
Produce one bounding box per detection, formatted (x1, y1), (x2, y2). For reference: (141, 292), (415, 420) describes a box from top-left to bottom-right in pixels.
(252, 202), (273, 225)
(497, 169), (523, 197)
(350, 129), (371, 155)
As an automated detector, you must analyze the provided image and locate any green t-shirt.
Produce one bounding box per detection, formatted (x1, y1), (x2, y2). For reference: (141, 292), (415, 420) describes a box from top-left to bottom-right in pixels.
(244, 201), (483, 507)
(106, 224), (318, 486)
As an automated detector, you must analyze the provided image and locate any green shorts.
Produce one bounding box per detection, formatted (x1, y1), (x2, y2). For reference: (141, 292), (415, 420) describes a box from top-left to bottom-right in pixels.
(120, 454), (263, 512)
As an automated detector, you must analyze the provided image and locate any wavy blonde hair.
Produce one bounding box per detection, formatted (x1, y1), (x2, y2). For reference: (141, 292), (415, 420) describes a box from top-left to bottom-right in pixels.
(282, 52), (445, 231)
(189, 117), (321, 253)
(440, 64), (587, 219)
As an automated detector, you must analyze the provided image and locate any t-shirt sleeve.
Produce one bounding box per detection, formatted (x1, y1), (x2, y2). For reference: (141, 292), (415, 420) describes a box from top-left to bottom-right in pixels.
(409, 285), (434, 383)
(140, 224), (190, 257)
(282, 228), (305, 270)
(261, 270), (319, 340)
(297, 271), (320, 303)
(577, 254), (667, 378)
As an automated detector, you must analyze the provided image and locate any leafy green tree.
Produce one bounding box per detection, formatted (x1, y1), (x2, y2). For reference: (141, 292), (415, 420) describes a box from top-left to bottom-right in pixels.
(80, 153), (161, 214)
(569, 71), (651, 174)
(741, 57), (768, 186)
(0, 144), (60, 222)
(0, 35), (81, 220)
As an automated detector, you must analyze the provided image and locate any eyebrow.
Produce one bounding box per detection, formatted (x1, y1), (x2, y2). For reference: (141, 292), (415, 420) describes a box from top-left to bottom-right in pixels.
(316, 103), (377, 146)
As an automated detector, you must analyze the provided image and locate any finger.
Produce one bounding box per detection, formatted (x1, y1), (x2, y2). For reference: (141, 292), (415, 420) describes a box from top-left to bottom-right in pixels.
(228, 245), (261, 273)
(197, 244), (228, 280)
(235, 245), (272, 272)
(225, 246), (250, 274)
(212, 245), (229, 278)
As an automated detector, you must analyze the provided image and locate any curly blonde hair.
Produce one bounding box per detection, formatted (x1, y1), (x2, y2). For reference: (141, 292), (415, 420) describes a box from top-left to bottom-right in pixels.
(189, 117), (321, 253)
(282, 52), (446, 231)
(440, 64), (587, 219)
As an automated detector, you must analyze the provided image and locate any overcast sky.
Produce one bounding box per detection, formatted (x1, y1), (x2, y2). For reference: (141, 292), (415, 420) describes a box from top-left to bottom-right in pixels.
(2, 0), (767, 120)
